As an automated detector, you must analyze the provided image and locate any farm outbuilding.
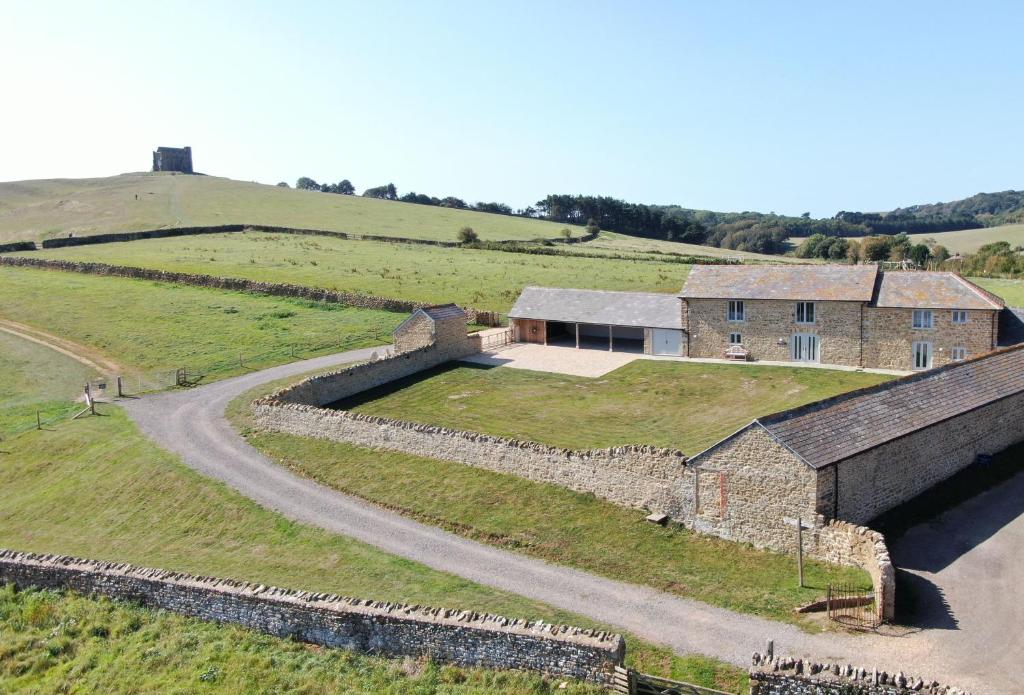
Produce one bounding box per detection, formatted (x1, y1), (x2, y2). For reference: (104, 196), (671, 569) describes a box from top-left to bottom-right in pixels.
(508, 287), (684, 355)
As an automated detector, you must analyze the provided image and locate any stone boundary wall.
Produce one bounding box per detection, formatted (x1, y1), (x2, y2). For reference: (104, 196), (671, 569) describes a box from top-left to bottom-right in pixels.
(809, 520), (895, 622)
(749, 651), (970, 695)
(29, 222), (599, 250)
(0, 549), (624, 684)
(0, 256), (501, 327)
(256, 344), (690, 516)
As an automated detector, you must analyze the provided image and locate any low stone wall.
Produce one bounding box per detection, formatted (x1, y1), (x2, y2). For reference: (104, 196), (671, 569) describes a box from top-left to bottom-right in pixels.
(809, 520), (895, 622)
(0, 256), (501, 327)
(0, 549), (624, 683)
(749, 651), (969, 695)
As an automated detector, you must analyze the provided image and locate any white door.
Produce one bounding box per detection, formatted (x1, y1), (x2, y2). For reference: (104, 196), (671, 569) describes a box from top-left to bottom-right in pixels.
(652, 329), (683, 356)
(912, 341), (933, 370)
(791, 333), (820, 363)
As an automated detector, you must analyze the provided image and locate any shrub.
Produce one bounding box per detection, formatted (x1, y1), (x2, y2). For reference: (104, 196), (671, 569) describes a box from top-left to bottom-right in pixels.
(457, 227), (479, 244)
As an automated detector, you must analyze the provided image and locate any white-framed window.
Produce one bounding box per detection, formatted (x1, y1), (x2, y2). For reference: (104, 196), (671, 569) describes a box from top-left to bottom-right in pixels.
(728, 300), (745, 322)
(952, 310), (968, 325)
(951, 346), (968, 361)
(912, 309), (934, 329)
(912, 341), (933, 370)
(728, 333), (742, 345)
(795, 301), (815, 325)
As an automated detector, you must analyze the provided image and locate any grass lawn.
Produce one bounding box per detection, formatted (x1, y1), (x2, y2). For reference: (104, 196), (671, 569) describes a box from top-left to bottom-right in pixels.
(971, 276), (1024, 307)
(0, 406), (746, 692)
(0, 266), (399, 382)
(0, 173), (587, 244)
(19, 231), (693, 313)
(229, 376), (869, 627)
(334, 360), (894, 454)
(0, 586), (603, 695)
(0, 330), (97, 437)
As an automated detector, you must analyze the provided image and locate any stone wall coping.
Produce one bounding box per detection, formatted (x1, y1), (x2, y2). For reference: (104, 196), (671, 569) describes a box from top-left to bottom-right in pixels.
(0, 549), (622, 648)
(750, 651), (970, 695)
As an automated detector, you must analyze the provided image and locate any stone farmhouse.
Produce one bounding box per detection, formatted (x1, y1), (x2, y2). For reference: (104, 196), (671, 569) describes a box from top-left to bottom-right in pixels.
(508, 265), (1004, 371)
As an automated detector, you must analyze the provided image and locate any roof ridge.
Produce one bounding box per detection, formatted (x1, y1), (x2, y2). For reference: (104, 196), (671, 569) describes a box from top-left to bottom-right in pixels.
(759, 343), (1024, 427)
(522, 286), (678, 298)
(950, 272), (1005, 310)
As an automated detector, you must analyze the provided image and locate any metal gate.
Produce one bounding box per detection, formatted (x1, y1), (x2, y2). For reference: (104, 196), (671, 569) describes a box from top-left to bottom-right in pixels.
(826, 583), (879, 629)
(610, 666), (732, 695)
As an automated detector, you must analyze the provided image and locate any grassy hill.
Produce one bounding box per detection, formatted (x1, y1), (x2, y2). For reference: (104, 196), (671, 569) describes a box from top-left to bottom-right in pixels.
(0, 173), (582, 244)
(905, 223), (1024, 254)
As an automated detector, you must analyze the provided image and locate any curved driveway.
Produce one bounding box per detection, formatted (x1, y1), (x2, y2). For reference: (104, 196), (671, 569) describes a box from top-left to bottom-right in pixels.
(123, 347), (1021, 694)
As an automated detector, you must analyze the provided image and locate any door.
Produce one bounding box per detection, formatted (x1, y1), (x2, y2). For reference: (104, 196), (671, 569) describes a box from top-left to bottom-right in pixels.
(651, 329), (683, 356)
(912, 341), (933, 370)
(514, 319), (546, 344)
(791, 333), (820, 363)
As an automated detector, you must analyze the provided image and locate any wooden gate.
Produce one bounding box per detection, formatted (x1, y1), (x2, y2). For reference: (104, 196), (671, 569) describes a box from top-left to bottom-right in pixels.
(826, 583), (879, 629)
(610, 666), (732, 695)
(513, 318), (546, 344)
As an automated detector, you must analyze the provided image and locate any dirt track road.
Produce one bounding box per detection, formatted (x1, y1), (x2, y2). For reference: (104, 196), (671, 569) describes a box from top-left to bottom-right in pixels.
(121, 347), (1023, 694)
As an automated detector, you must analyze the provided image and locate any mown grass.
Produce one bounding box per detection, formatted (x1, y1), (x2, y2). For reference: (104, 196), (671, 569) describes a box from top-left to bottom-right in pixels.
(0, 586), (604, 695)
(229, 372), (869, 627)
(20, 231), (693, 313)
(0, 266), (399, 380)
(0, 330), (97, 436)
(0, 406), (747, 692)
(0, 173), (586, 244)
(905, 223), (1024, 254)
(335, 360), (894, 454)
(971, 277), (1024, 307)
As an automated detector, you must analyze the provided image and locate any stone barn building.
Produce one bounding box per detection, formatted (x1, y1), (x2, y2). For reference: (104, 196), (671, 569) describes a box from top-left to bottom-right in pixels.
(508, 266), (1004, 371)
(152, 146), (193, 173)
(688, 343), (1024, 549)
(393, 304), (469, 353)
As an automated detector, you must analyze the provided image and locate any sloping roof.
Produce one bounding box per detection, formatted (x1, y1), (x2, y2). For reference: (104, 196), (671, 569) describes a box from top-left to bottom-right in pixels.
(679, 265), (879, 302)
(420, 304), (467, 321)
(756, 344), (1024, 469)
(508, 287), (682, 329)
(874, 272), (1004, 310)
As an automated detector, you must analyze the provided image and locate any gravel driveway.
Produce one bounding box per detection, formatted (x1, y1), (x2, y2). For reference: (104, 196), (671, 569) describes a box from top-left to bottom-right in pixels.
(121, 346), (1019, 693)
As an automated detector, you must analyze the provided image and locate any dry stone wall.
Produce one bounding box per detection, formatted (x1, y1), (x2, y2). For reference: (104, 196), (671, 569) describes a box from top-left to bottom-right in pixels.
(0, 549), (624, 683)
(0, 256), (500, 326)
(811, 521), (895, 621)
(750, 651), (970, 695)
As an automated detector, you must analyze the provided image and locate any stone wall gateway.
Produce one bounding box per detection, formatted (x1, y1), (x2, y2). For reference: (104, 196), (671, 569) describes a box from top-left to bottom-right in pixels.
(0, 549), (625, 684)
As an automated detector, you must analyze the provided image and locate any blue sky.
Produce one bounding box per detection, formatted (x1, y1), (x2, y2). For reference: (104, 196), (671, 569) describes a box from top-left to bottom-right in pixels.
(2, 1), (1021, 216)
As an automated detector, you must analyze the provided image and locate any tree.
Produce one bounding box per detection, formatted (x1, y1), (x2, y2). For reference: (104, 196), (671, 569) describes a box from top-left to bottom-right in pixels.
(363, 184), (398, 200)
(861, 236), (891, 262)
(457, 227), (479, 244)
(561, 227), (573, 241)
(296, 177), (320, 191)
(276, 181), (290, 188)
(908, 243), (932, 267)
(931, 245), (951, 263)
(440, 196), (467, 209)
(336, 179), (355, 195)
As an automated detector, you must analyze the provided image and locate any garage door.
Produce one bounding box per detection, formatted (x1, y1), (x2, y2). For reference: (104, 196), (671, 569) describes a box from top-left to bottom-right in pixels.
(652, 329), (683, 356)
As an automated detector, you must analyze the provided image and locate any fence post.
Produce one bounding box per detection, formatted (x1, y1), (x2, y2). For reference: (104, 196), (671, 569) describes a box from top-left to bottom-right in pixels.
(117, 376), (124, 398)
(37, 411), (42, 430)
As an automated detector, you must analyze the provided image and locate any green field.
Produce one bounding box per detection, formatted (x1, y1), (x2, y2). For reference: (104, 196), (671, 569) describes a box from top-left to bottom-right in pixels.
(334, 360), (893, 454)
(0, 173), (585, 244)
(971, 277), (1024, 307)
(0, 586), (603, 695)
(0, 330), (96, 436)
(0, 407), (746, 692)
(582, 231), (810, 263)
(905, 223), (1024, 254)
(20, 232), (694, 312)
(0, 266), (398, 381)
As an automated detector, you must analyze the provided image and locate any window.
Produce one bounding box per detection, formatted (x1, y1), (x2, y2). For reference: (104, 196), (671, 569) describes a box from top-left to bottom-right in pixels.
(951, 346), (968, 361)
(728, 300), (745, 322)
(912, 341), (933, 370)
(795, 301), (815, 324)
(912, 309), (934, 329)
(729, 333), (742, 345)
(952, 310), (968, 325)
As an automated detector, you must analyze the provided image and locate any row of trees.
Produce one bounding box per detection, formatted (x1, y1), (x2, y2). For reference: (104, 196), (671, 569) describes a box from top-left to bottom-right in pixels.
(285, 177), (520, 215)
(534, 194), (708, 244)
(795, 232), (952, 267)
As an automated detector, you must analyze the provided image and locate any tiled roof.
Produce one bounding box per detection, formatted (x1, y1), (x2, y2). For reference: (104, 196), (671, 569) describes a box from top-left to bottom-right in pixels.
(874, 272), (1004, 310)
(679, 265), (879, 302)
(420, 304), (467, 321)
(757, 344), (1024, 469)
(508, 287), (683, 329)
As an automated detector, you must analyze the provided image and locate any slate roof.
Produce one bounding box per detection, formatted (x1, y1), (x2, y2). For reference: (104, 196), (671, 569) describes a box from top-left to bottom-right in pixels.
(874, 272), (1004, 310)
(420, 304), (467, 321)
(756, 344), (1024, 469)
(508, 287), (683, 329)
(679, 265), (879, 302)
